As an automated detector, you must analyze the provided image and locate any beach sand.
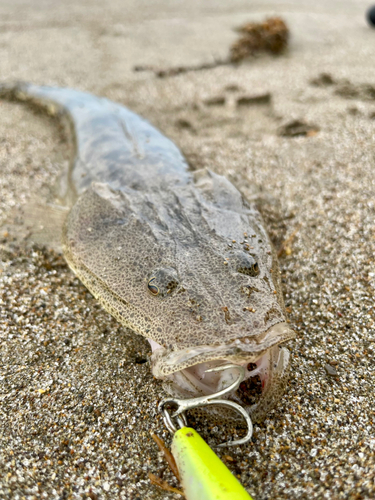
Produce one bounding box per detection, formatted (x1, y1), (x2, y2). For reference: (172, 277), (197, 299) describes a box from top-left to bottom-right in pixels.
(1, 1), (375, 498)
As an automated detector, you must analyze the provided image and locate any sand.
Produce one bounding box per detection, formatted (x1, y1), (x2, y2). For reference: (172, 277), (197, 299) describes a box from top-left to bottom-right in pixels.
(1, 1), (375, 499)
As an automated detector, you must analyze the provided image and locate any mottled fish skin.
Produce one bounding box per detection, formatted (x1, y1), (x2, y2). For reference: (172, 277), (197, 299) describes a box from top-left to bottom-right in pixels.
(0, 82), (295, 422)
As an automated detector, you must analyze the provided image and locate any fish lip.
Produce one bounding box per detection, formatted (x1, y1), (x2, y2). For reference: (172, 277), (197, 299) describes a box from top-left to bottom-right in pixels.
(150, 321), (295, 379)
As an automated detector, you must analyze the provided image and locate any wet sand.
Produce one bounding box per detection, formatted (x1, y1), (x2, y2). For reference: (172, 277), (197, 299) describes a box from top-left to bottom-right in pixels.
(1, 1), (375, 499)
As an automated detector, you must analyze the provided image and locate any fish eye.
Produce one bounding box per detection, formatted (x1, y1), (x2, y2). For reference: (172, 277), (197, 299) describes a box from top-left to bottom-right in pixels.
(147, 267), (179, 297)
(147, 278), (159, 295)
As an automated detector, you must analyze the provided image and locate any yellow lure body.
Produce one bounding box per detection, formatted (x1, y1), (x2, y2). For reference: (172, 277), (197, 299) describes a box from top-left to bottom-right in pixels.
(171, 427), (254, 500)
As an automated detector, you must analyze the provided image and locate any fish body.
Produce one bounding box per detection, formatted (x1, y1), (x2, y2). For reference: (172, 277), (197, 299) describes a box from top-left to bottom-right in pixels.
(1, 83), (295, 422)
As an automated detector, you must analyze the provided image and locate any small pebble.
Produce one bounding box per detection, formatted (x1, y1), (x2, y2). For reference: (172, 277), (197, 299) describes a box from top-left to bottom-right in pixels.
(324, 364), (339, 377)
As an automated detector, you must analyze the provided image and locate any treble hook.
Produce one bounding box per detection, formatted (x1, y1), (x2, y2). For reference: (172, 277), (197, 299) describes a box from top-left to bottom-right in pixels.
(159, 364), (253, 447)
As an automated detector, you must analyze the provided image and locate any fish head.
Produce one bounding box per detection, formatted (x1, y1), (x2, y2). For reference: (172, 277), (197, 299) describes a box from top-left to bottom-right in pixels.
(63, 175), (295, 422)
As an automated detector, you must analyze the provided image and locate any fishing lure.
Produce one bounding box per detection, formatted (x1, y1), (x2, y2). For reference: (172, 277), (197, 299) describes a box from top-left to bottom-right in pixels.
(172, 427), (253, 500)
(159, 365), (254, 499)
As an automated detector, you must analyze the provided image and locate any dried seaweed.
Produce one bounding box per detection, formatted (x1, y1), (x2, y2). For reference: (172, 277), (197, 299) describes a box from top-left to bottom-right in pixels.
(230, 17), (289, 62)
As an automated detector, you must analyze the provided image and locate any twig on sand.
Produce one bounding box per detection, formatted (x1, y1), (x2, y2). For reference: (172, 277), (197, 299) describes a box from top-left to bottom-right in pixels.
(134, 58), (230, 78)
(151, 432), (180, 481)
(148, 472), (185, 497)
(148, 433), (185, 496)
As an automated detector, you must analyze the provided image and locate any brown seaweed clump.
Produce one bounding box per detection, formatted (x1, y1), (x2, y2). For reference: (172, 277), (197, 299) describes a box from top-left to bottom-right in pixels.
(230, 17), (289, 62)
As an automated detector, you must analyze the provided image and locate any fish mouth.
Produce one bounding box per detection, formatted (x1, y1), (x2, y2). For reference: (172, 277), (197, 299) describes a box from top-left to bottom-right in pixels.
(149, 322), (295, 422)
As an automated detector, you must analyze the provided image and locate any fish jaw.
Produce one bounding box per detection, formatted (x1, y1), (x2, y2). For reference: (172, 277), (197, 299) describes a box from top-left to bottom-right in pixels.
(149, 321), (295, 423)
